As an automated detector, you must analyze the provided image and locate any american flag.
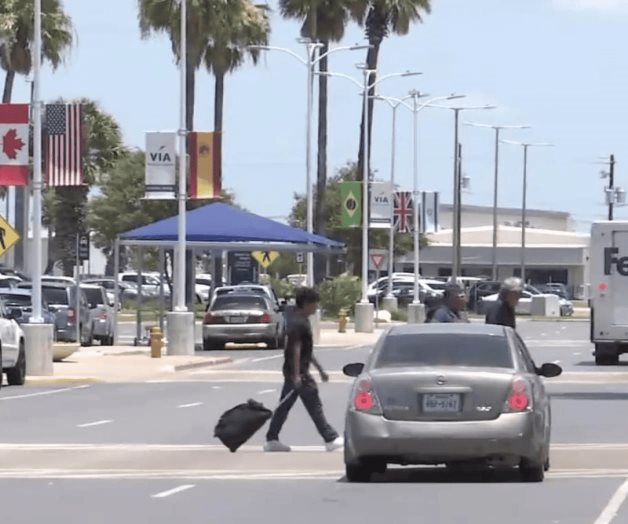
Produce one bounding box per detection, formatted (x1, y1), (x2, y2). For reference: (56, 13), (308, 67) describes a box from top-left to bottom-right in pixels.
(45, 103), (84, 186)
(393, 191), (414, 233)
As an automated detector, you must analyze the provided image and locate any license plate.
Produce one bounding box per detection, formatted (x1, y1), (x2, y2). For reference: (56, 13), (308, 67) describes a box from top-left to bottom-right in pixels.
(422, 393), (461, 413)
(229, 316), (246, 324)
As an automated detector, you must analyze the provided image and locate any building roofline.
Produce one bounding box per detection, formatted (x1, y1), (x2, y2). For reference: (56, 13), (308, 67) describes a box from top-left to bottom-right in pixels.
(439, 203), (570, 219)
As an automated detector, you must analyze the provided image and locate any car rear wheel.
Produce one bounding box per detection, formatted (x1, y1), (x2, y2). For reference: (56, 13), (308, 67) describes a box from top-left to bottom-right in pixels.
(6, 342), (25, 386)
(266, 333), (279, 350)
(345, 462), (372, 483)
(519, 460), (544, 482)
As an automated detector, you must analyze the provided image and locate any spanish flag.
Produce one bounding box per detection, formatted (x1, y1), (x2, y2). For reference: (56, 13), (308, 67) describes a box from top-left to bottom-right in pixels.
(189, 131), (221, 199)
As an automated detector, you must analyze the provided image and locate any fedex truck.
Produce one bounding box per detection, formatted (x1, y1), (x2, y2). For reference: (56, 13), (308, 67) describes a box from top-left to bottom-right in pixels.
(590, 221), (628, 365)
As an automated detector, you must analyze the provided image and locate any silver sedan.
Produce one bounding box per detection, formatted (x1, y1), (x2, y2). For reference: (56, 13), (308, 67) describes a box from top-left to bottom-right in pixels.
(342, 323), (562, 483)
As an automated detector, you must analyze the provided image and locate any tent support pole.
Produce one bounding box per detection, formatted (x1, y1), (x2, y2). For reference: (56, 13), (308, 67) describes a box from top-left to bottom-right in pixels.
(159, 247), (165, 332)
(113, 238), (120, 345)
(135, 247), (143, 345)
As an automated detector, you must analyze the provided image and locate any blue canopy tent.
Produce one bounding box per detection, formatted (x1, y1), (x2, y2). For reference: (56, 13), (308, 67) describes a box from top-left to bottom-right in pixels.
(113, 203), (345, 344)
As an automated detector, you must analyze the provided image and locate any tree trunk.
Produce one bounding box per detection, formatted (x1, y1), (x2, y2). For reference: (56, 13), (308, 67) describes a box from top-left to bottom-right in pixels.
(314, 44), (329, 284)
(3, 70), (14, 104)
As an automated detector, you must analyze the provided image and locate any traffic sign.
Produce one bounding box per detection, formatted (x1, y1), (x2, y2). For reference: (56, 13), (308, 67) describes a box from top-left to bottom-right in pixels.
(296, 252), (304, 264)
(77, 233), (90, 262)
(252, 250), (279, 269)
(0, 213), (20, 258)
(370, 253), (385, 270)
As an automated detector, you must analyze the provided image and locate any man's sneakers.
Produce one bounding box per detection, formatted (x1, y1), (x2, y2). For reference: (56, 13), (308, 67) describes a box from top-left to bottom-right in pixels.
(263, 437), (344, 452)
(263, 440), (291, 452)
(325, 436), (344, 452)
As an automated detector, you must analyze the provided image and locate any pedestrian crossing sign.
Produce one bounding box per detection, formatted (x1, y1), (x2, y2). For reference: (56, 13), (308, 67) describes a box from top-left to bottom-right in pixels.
(252, 251), (279, 269)
(0, 213), (19, 258)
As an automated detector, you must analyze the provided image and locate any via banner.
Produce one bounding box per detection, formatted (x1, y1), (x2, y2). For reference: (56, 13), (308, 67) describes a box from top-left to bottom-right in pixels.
(189, 131), (222, 199)
(339, 181), (361, 227)
(144, 131), (176, 199)
(369, 182), (393, 229)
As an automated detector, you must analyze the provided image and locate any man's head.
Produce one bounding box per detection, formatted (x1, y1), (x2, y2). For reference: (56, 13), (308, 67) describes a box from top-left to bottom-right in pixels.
(295, 287), (320, 316)
(500, 277), (523, 307)
(443, 283), (466, 312)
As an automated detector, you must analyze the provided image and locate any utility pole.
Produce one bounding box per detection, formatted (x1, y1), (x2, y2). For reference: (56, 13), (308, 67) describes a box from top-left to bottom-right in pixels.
(609, 154), (616, 221)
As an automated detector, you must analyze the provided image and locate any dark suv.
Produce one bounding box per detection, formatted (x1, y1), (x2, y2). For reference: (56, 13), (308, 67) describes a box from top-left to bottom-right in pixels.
(467, 280), (501, 313)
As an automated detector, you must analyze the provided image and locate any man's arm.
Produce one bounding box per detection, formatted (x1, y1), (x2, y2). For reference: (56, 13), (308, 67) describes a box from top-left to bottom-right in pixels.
(311, 355), (329, 382)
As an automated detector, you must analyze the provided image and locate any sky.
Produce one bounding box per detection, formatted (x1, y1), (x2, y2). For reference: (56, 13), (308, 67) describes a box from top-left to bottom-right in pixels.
(10, 0), (628, 231)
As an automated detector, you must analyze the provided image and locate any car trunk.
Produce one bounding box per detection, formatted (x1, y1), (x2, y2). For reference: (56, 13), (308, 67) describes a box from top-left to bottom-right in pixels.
(210, 308), (266, 324)
(370, 367), (515, 422)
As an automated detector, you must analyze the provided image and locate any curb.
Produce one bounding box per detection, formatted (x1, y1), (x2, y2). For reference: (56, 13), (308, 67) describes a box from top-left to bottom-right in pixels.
(173, 357), (233, 372)
(25, 376), (101, 384)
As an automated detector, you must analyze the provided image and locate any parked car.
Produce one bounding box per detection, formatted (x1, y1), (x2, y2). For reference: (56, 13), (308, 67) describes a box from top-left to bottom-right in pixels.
(82, 278), (137, 309)
(42, 275), (75, 286)
(17, 282), (91, 344)
(202, 293), (286, 350)
(0, 289), (57, 339)
(212, 284), (282, 308)
(467, 280), (502, 312)
(341, 323), (562, 482)
(480, 285), (574, 317)
(0, 301), (26, 388)
(80, 284), (115, 346)
(536, 283), (570, 300)
(118, 272), (169, 298)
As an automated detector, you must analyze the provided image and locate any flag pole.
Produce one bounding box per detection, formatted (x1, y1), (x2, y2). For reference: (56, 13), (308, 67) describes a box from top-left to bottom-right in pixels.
(32, 0), (42, 322)
(22, 0), (53, 376)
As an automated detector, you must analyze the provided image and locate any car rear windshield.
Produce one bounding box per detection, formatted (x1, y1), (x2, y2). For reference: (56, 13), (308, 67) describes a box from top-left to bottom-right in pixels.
(83, 287), (104, 306)
(375, 333), (513, 369)
(212, 295), (267, 311)
(2, 294), (30, 306)
(43, 287), (69, 305)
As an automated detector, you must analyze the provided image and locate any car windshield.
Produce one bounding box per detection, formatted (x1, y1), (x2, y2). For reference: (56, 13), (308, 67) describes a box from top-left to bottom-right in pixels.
(375, 333), (513, 369)
(42, 287), (69, 305)
(82, 287), (104, 307)
(0, 279), (14, 288)
(426, 282), (447, 291)
(212, 295), (267, 311)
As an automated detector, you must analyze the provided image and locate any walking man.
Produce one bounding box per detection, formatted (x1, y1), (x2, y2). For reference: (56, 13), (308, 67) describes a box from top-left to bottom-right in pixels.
(264, 287), (343, 452)
(485, 277), (523, 329)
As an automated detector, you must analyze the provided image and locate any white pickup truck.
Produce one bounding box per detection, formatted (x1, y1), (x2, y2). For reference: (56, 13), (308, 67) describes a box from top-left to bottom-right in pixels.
(0, 303), (26, 388)
(590, 221), (628, 365)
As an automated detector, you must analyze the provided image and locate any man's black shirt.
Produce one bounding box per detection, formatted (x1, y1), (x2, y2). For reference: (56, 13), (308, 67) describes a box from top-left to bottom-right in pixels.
(282, 313), (313, 378)
(485, 299), (516, 329)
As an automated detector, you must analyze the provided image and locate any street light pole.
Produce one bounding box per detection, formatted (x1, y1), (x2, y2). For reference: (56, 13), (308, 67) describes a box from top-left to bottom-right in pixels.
(463, 121), (528, 281)
(609, 154), (616, 221)
(501, 139), (553, 283)
(166, 0), (195, 355)
(430, 104), (500, 281)
(21, 0), (54, 376)
(248, 42), (368, 287)
(317, 68), (422, 332)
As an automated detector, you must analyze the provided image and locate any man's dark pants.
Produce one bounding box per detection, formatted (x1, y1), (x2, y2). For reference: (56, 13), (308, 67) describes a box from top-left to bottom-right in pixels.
(266, 374), (338, 443)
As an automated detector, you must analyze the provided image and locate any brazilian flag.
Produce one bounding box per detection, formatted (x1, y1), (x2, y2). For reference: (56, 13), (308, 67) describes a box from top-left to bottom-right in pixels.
(339, 182), (361, 227)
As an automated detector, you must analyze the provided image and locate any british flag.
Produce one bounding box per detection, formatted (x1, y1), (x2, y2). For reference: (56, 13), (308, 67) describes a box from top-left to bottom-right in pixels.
(393, 191), (414, 233)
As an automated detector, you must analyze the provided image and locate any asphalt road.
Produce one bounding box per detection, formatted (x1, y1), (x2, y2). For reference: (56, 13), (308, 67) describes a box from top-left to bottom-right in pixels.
(6, 319), (628, 523)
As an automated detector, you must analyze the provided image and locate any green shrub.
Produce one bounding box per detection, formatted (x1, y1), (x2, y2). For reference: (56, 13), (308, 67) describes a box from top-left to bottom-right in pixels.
(319, 274), (361, 317)
(391, 309), (408, 322)
(269, 277), (297, 300)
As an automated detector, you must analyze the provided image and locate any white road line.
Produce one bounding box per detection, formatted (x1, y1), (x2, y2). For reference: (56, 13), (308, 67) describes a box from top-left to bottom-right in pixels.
(0, 385), (90, 401)
(251, 354), (283, 363)
(594, 478), (628, 524)
(256, 389), (276, 395)
(177, 402), (203, 409)
(77, 420), (113, 428)
(151, 484), (196, 499)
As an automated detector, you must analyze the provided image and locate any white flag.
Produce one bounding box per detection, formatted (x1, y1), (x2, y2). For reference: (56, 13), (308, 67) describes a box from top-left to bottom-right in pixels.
(145, 131), (176, 199)
(369, 182), (393, 229)
(421, 191), (439, 233)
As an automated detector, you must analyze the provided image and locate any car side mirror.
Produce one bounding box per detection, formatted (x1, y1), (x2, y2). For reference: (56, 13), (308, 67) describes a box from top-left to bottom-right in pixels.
(537, 362), (562, 378)
(342, 362), (364, 377)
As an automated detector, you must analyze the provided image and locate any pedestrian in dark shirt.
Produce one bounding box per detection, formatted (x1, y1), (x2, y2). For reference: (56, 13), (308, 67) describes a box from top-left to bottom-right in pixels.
(485, 277), (522, 329)
(264, 287), (343, 452)
(430, 283), (469, 323)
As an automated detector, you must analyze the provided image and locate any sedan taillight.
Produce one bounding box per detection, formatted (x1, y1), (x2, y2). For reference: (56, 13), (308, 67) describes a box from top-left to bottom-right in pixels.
(504, 379), (532, 413)
(352, 378), (382, 415)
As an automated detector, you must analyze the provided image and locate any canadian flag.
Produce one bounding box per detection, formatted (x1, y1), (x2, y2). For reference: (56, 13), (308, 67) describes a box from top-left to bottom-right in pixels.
(0, 104), (29, 186)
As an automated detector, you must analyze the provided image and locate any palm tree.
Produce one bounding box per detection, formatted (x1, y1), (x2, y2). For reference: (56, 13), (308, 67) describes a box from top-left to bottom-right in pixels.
(354, 0), (431, 179)
(203, 1), (270, 138)
(279, 0), (358, 239)
(0, 0), (73, 103)
(0, 0), (73, 270)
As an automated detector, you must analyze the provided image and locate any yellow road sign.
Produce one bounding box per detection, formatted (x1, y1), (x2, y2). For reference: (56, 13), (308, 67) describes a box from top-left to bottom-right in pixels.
(252, 250), (279, 269)
(0, 213), (19, 257)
